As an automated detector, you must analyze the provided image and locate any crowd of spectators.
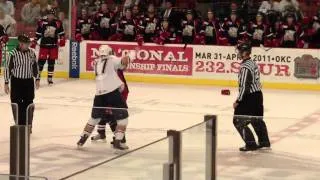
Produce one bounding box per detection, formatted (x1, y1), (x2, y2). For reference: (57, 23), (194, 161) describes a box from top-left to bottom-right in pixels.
(0, 0), (319, 48)
(0, 0), (69, 37)
(76, 0), (320, 48)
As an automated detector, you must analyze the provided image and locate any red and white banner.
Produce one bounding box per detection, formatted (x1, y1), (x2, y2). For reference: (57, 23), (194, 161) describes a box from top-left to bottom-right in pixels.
(192, 45), (319, 82)
(81, 41), (320, 86)
(86, 43), (193, 76)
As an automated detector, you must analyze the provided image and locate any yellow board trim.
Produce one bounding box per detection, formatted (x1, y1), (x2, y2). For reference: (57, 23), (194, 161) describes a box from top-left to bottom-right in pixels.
(40, 71), (69, 78)
(79, 72), (320, 91)
(2, 70), (319, 91)
(0, 71), (68, 78)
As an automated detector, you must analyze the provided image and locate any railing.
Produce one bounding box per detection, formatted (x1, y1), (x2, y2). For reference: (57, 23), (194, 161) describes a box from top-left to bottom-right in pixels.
(60, 115), (217, 180)
(2, 99), (320, 179)
(0, 174), (48, 180)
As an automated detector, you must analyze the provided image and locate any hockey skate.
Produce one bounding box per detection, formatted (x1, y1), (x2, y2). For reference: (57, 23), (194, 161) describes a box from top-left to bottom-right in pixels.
(113, 139), (129, 151)
(77, 134), (89, 147)
(91, 133), (106, 142)
(28, 125), (32, 134)
(111, 137), (129, 150)
(257, 142), (271, 150)
(239, 144), (259, 152)
(47, 78), (54, 85)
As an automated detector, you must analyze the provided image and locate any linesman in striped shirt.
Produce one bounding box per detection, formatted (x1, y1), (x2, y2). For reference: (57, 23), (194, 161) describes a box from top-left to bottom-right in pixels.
(233, 42), (270, 151)
(4, 34), (40, 129)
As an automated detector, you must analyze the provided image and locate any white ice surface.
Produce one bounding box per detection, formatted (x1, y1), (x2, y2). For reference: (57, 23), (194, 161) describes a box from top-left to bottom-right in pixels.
(0, 78), (319, 180)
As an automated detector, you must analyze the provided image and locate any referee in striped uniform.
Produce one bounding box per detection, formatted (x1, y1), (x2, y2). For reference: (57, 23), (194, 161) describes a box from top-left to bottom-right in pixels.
(4, 34), (40, 128)
(233, 42), (270, 151)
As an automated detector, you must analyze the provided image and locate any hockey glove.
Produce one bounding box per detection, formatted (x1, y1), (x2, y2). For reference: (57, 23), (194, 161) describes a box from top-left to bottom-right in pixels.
(30, 40), (37, 49)
(0, 35), (9, 44)
(59, 38), (66, 47)
(75, 33), (82, 42)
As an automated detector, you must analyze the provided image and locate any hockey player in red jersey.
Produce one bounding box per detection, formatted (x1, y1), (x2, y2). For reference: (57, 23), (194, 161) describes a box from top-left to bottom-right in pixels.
(0, 24), (9, 74)
(91, 68), (129, 148)
(247, 12), (271, 47)
(76, 8), (94, 41)
(180, 10), (201, 44)
(200, 9), (220, 45)
(221, 11), (246, 45)
(279, 13), (301, 48)
(93, 3), (117, 40)
(31, 9), (65, 85)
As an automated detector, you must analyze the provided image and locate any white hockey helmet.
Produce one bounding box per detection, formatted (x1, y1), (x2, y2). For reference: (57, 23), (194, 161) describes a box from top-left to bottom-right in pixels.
(98, 45), (113, 58)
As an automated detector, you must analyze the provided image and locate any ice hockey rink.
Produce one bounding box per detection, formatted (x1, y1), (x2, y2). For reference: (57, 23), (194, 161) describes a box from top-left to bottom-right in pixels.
(0, 78), (320, 180)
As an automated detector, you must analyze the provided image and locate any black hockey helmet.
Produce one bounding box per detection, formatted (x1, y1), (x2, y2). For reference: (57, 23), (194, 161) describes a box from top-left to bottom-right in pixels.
(186, 9), (193, 15)
(236, 41), (252, 54)
(285, 12), (295, 19)
(207, 9), (214, 14)
(256, 12), (264, 18)
(47, 8), (57, 16)
(17, 34), (31, 43)
(231, 10), (237, 15)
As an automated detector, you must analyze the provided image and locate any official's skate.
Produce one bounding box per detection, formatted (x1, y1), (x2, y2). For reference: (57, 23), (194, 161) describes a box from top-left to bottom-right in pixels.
(77, 134), (89, 147)
(91, 133), (107, 142)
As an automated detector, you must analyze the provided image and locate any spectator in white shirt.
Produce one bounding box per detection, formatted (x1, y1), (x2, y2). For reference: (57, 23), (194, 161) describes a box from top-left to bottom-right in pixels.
(279, 0), (300, 12)
(259, 0), (281, 14)
(0, 8), (16, 36)
(0, 0), (14, 16)
(21, 0), (41, 25)
(40, 0), (52, 18)
(124, 0), (140, 10)
(58, 11), (69, 38)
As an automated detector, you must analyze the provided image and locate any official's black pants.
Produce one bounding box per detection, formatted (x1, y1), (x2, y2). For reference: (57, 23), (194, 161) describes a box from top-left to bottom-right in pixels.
(10, 77), (35, 125)
(233, 91), (270, 147)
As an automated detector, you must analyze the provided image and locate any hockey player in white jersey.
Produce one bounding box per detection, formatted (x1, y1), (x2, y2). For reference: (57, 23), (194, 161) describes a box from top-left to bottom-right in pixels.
(77, 45), (130, 150)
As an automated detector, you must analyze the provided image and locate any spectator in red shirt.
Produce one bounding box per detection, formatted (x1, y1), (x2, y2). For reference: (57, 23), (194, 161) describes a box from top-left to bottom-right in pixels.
(180, 10), (201, 44)
(93, 3), (116, 40)
(279, 13), (301, 48)
(76, 8), (94, 41)
(200, 9), (220, 45)
(118, 9), (138, 42)
(307, 10), (320, 48)
(247, 12), (272, 46)
(221, 11), (246, 45)
(132, 5), (144, 21)
(139, 5), (160, 42)
(153, 18), (180, 44)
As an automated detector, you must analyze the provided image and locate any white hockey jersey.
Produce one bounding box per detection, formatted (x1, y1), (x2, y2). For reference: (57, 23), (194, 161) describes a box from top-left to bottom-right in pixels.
(94, 55), (124, 95)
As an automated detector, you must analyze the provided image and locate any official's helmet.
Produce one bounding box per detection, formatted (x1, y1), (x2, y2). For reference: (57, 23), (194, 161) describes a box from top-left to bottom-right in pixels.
(236, 41), (252, 54)
(99, 45), (113, 58)
(17, 34), (31, 43)
(256, 12), (264, 18)
(285, 12), (295, 19)
(186, 9), (193, 15)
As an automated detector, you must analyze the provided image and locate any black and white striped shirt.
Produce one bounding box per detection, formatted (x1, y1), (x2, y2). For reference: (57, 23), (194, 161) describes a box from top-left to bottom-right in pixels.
(4, 48), (39, 84)
(237, 58), (262, 102)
